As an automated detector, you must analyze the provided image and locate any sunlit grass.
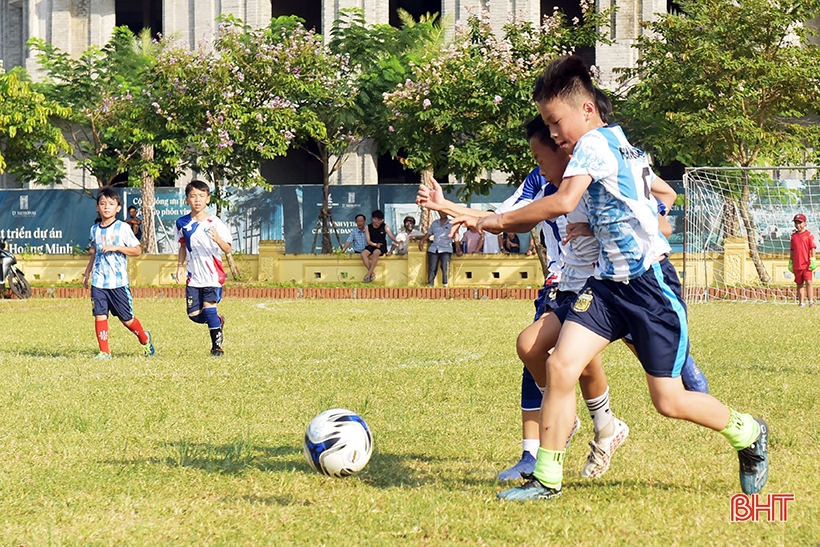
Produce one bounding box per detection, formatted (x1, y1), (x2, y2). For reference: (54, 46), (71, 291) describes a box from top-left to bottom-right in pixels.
(0, 298), (815, 545)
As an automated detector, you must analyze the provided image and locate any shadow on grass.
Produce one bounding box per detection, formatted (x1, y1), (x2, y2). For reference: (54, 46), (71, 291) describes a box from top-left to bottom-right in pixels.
(1, 346), (92, 359)
(104, 441), (495, 489)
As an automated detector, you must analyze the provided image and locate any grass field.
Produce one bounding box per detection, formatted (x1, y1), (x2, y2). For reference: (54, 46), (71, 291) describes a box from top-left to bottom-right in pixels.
(0, 297), (816, 546)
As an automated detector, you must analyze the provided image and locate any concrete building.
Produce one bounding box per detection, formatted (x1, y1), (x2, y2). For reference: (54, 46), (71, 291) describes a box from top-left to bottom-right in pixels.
(0, 0), (673, 189)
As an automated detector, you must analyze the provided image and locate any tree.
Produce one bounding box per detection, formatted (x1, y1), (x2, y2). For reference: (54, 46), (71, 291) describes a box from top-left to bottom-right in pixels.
(29, 28), (177, 253)
(616, 0), (820, 283)
(383, 5), (610, 199)
(0, 67), (70, 184)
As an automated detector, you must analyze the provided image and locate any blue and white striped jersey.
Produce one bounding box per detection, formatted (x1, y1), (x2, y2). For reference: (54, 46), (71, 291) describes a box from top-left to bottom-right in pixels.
(495, 168), (567, 279)
(89, 220), (140, 289)
(564, 124), (671, 281)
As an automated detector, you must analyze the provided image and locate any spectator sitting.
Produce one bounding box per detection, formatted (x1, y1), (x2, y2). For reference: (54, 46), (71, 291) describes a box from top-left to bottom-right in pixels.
(502, 232), (521, 254)
(390, 215), (424, 255)
(126, 205), (143, 240)
(362, 209), (398, 283)
(340, 214), (368, 254)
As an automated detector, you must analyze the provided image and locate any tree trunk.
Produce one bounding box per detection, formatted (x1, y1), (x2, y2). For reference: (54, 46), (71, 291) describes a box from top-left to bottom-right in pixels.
(139, 144), (158, 254)
(739, 173), (771, 284)
(530, 228), (549, 278)
(320, 143), (333, 254)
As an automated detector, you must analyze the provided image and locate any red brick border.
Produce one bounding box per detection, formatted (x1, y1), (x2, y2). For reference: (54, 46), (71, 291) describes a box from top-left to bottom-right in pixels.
(22, 286), (541, 301)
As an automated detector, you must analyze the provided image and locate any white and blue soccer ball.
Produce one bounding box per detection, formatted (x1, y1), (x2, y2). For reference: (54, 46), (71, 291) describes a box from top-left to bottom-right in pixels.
(303, 408), (373, 477)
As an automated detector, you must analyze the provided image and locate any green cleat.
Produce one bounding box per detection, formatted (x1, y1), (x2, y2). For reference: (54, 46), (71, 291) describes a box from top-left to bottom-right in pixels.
(497, 478), (562, 501)
(738, 418), (769, 495)
(142, 331), (155, 357)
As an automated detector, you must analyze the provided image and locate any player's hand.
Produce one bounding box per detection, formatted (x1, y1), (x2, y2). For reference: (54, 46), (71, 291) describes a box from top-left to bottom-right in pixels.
(82, 274), (89, 290)
(448, 214), (480, 238)
(476, 213), (504, 235)
(563, 222), (593, 244)
(788, 259), (794, 273)
(416, 177), (445, 211)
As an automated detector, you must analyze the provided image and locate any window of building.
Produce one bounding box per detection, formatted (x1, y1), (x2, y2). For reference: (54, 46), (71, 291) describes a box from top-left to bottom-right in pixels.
(377, 153), (419, 185)
(115, 0), (162, 37)
(271, 0), (322, 33)
(389, 0), (441, 27)
(540, 0), (595, 66)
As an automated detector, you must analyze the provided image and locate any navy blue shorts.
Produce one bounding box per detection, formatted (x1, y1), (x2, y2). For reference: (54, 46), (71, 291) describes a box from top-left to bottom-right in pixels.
(550, 290), (580, 324)
(564, 259), (689, 378)
(186, 286), (223, 315)
(91, 286), (134, 321)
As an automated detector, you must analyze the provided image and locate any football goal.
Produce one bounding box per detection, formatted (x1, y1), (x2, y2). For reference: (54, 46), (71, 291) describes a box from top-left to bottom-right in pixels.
(683, 166), (820, 303)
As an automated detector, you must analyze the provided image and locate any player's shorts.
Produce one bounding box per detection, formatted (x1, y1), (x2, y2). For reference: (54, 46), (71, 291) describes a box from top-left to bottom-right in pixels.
(91, 286), (134, 321)
(794, 268), (812, 284)
(550, 290), (581, 324)
(565, 258), (688, 379)
(186, 286), (223, 315)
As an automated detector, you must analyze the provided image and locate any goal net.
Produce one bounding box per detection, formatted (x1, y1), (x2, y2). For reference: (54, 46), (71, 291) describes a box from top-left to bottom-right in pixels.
(683, 166), (820, 303)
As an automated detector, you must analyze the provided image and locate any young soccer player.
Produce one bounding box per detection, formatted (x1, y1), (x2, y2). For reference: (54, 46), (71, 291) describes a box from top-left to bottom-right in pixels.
(175, 180), (232, 356)
(474, 55), (767, 501)
(789, 213), (816, 307)
(82, 187), (154, 359)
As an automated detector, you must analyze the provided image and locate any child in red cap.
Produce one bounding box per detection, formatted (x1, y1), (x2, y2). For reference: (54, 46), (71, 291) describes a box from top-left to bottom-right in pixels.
(789, 213), (816, 307)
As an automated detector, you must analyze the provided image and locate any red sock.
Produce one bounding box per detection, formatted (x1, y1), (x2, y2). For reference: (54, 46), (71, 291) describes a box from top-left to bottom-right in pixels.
(95, 319), (110, 354)
(127, 317), (148, 345)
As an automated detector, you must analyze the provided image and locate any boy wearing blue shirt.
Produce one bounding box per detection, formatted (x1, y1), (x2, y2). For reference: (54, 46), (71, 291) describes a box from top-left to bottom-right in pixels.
(481, 55), (767, 501)
(82, 187), (154, 359)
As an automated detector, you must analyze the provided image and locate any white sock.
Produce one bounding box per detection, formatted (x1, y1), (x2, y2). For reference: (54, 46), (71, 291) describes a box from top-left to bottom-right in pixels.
(522, 438), (540, 458)
(585, 387), (613, 436)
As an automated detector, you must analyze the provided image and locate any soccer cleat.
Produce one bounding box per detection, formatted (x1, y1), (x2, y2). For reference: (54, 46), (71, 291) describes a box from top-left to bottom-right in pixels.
(94, 352), (111, 360)
(210, 346), (224, 357)
(581, 417), (629, 478)
(497, 451), (536, 481)
(738, 418), (769, 495)
(497, 478), (562, 501)
(565, 415), (581, 451)
(142, 331), (155, 357)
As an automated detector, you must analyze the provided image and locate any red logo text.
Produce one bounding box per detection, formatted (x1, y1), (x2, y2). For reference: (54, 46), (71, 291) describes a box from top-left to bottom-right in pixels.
(730, 493), (794, 522)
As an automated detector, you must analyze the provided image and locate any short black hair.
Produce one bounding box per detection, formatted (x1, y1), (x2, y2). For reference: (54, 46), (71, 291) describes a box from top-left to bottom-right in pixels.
(355, 214), (366, 221)
(96, 186), (120, 205)
(371, 209), (384, 220)
(185, 179), (210, 196)
(403, 216), (416, 224)
(593, 88), (612, 124)
(127, 205), (137, 212)
(525, 116), (559, 152)
(532, 55), (596, 106)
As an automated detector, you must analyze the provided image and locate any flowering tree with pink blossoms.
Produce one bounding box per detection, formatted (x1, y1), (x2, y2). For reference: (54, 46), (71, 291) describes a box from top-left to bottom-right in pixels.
(383, 3), (610, 198)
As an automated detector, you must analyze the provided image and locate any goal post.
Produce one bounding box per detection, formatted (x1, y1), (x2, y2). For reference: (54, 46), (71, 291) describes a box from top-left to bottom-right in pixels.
(682, 166), (820, 303)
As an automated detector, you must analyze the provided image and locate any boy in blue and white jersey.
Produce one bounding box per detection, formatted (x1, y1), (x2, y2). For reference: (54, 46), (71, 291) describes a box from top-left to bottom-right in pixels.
(82, 187), (154, 359)
(175, 180), (233, 357)
(480, 55), (767, 501)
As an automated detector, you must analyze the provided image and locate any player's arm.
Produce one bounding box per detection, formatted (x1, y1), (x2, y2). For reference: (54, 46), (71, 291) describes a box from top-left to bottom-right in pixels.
(658, 214), (673, 238)
(650, 177), (677, 211)
(176, 243), (187, 283)
(472, 175), (590, 235)
(417, 178), (493, 219)
(82, 246), (95, 289)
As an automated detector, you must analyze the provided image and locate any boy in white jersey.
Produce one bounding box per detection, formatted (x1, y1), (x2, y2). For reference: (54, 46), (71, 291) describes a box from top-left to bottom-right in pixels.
(175, 180), (233, 356)
(82, 187), (154, 359)
(478, 55), (767, 501)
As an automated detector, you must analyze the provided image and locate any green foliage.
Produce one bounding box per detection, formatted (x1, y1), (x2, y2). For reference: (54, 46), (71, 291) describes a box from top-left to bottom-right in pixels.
(384, 5), (611, 198)
(28, 27), (176, 187)
(617, 0), (820, 168)
(0, 67), (70, 184)
(0, 298), (816, 545)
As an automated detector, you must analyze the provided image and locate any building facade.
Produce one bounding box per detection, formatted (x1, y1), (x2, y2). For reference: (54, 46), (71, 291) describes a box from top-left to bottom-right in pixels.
(0, 0), (670, 189)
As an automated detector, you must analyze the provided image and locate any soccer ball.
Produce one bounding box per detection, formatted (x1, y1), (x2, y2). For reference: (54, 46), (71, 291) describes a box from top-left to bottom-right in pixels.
(303, 408), (373, 477)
